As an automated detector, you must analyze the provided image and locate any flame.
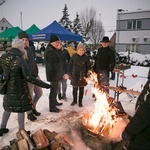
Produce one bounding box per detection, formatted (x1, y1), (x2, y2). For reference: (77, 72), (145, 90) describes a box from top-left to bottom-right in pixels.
(83, 71), (119, 137)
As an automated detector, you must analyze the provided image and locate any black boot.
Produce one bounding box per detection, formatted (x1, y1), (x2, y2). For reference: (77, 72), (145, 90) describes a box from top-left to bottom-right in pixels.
(79, 87), (84, 107)
(0, 128), (9, 136)
(71, 87), (78, 106)
(27, 113), (37, 121)
(32, 109), (41, 116)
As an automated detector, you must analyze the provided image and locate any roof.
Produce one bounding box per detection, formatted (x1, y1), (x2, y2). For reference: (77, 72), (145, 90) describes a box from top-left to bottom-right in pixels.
(25, 24), (40, 35)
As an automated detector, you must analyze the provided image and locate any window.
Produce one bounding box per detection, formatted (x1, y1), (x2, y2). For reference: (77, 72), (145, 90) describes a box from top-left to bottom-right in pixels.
(5, 27), (8, 30)
(127, 20), (142, 30)
(126, 44), (140, 53)
(1, 26), (4, 30)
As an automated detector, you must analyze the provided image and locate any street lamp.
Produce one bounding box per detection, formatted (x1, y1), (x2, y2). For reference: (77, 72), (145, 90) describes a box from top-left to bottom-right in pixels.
(117, 9), (124, 52)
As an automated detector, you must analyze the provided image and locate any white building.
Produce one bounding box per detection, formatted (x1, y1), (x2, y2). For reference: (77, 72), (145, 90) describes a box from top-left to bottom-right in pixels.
(116, 9), (150, 54)
(0, 18), (13, 33)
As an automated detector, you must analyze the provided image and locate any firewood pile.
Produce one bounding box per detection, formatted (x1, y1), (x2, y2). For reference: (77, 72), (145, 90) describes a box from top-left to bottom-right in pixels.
(1, 128), (74, 150)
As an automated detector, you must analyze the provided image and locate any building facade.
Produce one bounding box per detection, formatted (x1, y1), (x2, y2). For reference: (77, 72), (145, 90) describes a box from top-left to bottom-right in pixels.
(116, 9), (150, 54)
(0, 18), (13, 33)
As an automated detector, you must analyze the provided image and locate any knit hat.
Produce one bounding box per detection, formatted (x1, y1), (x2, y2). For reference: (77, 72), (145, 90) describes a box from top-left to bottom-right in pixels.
(100, 36), (110, 42)
(77, 42), (85, 50)
(50, 34), (59, 43)
(18, 31), (29, 39)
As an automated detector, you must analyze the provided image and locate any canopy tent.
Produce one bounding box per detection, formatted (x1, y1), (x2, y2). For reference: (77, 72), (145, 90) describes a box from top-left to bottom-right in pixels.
(25, 24), (40, 35)
(0, 27), (22, 42)
(29, 20), (82, 41)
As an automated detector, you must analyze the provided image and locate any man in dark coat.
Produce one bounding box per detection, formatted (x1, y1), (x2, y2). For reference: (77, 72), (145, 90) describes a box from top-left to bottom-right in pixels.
(93, 36), (116, 96)
(44, 35), (69, 113)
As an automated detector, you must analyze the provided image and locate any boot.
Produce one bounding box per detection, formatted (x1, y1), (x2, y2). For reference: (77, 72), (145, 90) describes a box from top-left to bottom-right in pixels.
(27, 113), (37, 121)
(79, 87), (84, 107)
(0, 128), (9, 136)
(71, 88), (77, 106)
(32, 109), (41, 116)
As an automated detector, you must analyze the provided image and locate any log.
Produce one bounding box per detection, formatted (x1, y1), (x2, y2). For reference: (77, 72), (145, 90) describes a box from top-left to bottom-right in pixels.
(32, 129), (49, 150)
(109, 86), (140, 96)
(18, 139), (29, 150)
(20, 130), (35, 150)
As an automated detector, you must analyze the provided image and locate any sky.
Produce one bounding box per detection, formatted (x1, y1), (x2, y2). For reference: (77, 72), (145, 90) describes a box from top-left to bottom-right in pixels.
(0, 0), (150, 38)
(0, 52), (149, 148)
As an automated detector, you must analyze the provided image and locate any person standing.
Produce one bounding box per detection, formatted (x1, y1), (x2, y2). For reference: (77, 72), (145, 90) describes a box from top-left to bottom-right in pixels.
(0, 39), (51, 136)
(93, 36), (116, 96)
(44, 35), (69, 113)
(57, 46), (70, 101)
(68, 43), (91, 107)
(18, 31), (43, 121)
(66, 42), (76, 57)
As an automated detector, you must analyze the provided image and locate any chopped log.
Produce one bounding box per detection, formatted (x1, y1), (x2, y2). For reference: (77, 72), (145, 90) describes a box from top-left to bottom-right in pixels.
(18, 139), (29, 150)
(20, 130), (35, 150)
(1, 146), (11, 150)
(109, 86), (140, 96)
(43, 129), (58, 142)
(32, 129), (49, 149)
(16, 131), (24, 141)
(10, 139), (19, 150)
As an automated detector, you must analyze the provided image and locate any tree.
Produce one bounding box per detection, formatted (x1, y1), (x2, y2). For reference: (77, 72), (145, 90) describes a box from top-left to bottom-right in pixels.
(80, 7), (104, 48)
(72, 12), (85, 36)
(59, 4), (72, 31)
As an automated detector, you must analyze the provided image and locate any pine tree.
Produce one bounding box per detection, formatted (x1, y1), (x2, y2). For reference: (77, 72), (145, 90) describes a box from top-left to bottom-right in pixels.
(72, 13), (85, 37)
(59, 4), (72, 31)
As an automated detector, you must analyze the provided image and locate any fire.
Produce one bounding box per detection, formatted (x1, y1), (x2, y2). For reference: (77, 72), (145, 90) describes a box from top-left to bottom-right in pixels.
(82, 71), (119, 137)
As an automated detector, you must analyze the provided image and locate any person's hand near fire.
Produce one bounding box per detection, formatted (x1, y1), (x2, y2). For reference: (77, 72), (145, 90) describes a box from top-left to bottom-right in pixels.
(107, 115), (130, 142)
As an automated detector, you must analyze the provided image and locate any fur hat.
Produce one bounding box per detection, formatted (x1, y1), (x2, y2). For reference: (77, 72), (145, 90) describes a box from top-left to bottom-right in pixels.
(12, 39), (24, 50)
(100, 36), (110, 42)
(18, 31), (29, 40)
(77, 42), (85, 50)
(50, 34), (59, 43)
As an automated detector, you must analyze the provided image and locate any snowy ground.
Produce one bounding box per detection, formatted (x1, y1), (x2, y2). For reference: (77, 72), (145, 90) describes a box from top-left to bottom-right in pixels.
(0, 64), (149, 148)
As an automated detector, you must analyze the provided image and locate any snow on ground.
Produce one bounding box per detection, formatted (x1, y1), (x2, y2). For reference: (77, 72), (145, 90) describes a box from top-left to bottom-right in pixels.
(0, 64), (149, 148)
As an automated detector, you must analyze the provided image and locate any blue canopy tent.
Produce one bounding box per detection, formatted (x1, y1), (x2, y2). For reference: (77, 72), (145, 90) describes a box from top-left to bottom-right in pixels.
(29, 20), (82, 41)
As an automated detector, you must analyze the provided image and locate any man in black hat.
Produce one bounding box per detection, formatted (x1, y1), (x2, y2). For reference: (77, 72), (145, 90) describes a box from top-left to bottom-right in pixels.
(44, 34), (69, 113)
(93, 36), (116, 96)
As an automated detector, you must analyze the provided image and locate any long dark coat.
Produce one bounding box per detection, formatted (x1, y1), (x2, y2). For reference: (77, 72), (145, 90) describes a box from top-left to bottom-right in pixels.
(68, 53), (91, 87)
(93, 46), (116, 73)
(44, 44), (64, 82)
(0, 48), (50, 113)
(123, 78), (150, 150)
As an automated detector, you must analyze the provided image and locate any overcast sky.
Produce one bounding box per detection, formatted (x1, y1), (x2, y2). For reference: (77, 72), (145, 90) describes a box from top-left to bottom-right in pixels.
(0, 0), (150, 37)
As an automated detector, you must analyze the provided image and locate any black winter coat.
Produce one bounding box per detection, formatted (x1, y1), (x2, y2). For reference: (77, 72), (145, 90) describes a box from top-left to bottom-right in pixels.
(68, 53), (91, 87)
(25, 46), (38, 77)
(93, 46), (116, 73)
(0, 48), (50, 113)
(123, 79), (150, 150)
(44, 44), (64, 82)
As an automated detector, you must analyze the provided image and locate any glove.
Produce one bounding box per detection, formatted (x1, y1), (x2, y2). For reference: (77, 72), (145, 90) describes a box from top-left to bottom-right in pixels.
(45, 84), (51, 89)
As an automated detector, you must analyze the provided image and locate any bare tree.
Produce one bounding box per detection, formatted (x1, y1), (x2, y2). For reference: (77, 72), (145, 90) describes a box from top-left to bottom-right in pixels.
(80, 7), (104, 48)
(89, 19), (104, 48)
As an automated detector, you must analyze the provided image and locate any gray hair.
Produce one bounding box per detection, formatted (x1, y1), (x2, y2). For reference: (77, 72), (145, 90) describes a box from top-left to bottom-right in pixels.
(12, 38), (28, 59)
(12, 38), (24, 50)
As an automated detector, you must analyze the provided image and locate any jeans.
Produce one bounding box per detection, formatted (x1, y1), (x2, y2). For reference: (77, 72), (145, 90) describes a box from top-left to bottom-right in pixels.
(27, 76), (43, 114)
(58, 79), (67, 97)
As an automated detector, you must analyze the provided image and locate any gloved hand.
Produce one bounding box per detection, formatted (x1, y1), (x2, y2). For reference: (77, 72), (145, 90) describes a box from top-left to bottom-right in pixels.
(45, 84), (51, 89)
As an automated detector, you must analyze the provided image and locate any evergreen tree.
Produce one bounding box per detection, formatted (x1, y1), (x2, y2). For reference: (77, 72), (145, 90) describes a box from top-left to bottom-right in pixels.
(59, 4), (72, 31)
(72, 12), (85, 37)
